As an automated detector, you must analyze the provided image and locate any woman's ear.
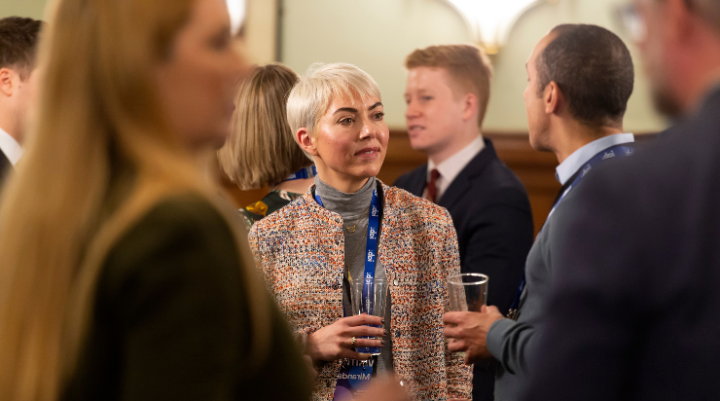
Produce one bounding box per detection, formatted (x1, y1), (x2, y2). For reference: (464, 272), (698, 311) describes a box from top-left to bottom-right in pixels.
(297, 128), (319, 157)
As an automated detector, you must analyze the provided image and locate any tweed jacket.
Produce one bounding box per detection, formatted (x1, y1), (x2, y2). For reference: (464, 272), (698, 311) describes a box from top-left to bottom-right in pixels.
(249, 182), (473, 401)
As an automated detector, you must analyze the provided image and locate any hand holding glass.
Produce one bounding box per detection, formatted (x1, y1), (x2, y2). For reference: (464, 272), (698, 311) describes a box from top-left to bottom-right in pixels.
(351, 278), (387, 356)
(448, 273), (488, 312)
(447, 273), (489, 357)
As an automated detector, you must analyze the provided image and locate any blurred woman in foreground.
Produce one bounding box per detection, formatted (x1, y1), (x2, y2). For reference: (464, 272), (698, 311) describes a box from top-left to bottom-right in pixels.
(0, 0), (311, 399)
(218, 63), (314, 227)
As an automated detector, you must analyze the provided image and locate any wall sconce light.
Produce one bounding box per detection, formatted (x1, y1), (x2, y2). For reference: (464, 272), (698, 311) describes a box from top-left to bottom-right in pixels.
(226, 0), (247, 36)
(443, 0), (554, 55)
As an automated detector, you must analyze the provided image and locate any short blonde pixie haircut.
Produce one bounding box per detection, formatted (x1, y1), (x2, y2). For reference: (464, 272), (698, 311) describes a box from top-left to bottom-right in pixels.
(405, 44), (493, 128)
(287, 63), (381, 144)
(218, 64), (311, 190)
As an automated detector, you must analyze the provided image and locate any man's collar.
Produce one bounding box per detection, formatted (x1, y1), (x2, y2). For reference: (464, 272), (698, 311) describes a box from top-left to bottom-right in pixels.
(0, 127), (22, 166)
(427, 136), (485, 183)
(555, 133), (635, 185)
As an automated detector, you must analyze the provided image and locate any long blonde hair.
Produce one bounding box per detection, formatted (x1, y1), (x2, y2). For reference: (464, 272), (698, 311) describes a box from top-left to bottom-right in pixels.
(0, 0), (269, 399)
(218, 63), (310, 190)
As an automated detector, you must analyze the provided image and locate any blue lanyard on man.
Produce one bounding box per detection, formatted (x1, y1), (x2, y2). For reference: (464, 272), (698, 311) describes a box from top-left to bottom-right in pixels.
(507, 144), (634, 320)
(315, 186), (382, 400)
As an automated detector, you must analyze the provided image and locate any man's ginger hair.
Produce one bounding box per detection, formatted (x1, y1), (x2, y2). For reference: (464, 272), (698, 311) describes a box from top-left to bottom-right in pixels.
(405, 44), (493, 128)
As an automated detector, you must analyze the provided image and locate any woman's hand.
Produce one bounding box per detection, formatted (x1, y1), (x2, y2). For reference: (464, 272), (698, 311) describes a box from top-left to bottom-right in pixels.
(307, 314), (384, 362)
(353, 376), (409, 401)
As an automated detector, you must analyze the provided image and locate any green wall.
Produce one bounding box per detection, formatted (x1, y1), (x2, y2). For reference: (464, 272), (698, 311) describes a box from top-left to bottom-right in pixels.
(2, 0), (48, 19)
(1, 0), (667, 132)
(282, 0), (667, 133)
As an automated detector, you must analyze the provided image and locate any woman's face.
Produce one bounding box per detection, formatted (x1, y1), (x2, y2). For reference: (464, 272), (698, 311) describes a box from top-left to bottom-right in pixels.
(155, 0), (247, 151)
(310, 93), (389, 190)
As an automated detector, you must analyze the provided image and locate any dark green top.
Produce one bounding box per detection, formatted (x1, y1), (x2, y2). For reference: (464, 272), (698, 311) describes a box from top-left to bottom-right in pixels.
(240, 189), (303, 228)
(63, 194), (311, 401)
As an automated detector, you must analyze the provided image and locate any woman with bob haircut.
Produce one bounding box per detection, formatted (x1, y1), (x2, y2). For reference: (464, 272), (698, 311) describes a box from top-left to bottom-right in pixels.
(249, 63), (472, 400)
(218, 63), (314, 227)
(0, 0), (311, 399)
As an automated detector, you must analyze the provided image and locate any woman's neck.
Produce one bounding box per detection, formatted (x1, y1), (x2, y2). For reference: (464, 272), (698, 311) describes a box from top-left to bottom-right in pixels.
(316, 173), (370, 193)
(314, 176), (376, 219)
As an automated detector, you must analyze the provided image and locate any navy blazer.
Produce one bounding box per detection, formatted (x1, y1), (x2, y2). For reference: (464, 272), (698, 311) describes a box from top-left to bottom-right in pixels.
(0, 150), (11, 187)
(523, 88), (720, 401)
(395, 138), (534, 401)
(0, 150), (10, 175)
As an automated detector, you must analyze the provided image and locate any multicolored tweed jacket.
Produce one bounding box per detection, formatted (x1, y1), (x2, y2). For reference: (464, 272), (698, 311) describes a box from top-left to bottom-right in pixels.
(248, 182), (473, 401)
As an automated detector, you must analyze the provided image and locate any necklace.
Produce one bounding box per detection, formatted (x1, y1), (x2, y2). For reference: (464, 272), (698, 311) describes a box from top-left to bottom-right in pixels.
(344, 206), (370, 233)
(345, 222), (369, 271)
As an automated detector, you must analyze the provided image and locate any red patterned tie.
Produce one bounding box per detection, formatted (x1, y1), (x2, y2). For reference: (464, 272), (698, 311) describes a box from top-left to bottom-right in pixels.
(427, 169), (440, 203)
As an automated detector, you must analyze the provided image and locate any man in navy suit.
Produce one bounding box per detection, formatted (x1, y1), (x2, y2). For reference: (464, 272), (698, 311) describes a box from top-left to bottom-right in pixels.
(520, 1), (720, 399)
(441, 25), (637, 400)
(0, 17), (42, 182)
(395, 44), (534, 401)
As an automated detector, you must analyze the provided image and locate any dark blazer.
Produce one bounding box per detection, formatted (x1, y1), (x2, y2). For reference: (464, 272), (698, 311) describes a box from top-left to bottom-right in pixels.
(0, 149), (11, 184)
(523, 88), (720, 401)
(395, 138), (534, 401)
(63, 194), (312, 401)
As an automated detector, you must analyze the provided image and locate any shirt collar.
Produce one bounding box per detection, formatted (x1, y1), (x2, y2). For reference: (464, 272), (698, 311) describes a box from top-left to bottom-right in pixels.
(0, 126), (23, 166)
(427, 136), (485, 183)
(555, 133), (635, 185)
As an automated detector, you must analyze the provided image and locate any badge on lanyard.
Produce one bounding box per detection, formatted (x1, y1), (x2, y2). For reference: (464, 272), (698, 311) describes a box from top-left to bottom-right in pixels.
(333, 358), (375, 401)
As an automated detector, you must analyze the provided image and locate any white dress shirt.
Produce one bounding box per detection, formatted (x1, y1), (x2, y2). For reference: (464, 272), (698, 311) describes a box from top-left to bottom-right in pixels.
(555, 133), (635, 185)
(0, 127), (23, 166)
(424, 136), (485, 202)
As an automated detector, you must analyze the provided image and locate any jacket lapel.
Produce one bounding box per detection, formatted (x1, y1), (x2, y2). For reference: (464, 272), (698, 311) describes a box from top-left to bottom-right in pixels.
(406, 164), (428, 197)
(378, 183), (399, 283)
(0, 150), (11, 182)
(438, 138), (497, 210)
(552, 170), (578, 207)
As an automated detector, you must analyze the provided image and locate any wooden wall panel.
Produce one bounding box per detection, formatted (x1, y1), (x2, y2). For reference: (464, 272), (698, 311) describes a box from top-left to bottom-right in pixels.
(219, 131), (654, 237)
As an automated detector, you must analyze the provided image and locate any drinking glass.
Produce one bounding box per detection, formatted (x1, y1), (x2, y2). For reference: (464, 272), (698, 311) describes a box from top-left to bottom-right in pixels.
(447, 273), (488, 357)
(351, 278), (387, 356)
(448, 273), (488, 312)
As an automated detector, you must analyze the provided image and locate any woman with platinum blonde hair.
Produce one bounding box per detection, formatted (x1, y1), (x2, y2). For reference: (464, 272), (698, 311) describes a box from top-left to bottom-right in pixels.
(0, 0), (311, 399)
(249, 63), (472, 400)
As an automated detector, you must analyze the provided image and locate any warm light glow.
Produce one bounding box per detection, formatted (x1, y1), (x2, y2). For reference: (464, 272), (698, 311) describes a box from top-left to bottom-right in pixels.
(226, 0), (246, 35)
(444, 0), (546, 54)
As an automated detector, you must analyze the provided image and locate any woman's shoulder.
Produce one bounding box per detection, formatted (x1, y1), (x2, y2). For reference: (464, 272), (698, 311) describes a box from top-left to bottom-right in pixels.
(106, 193), (238, 274)
(249, 193), (316, 234)
(241, 190), (304, 224)
(135, 192), (230, 233)
(99, 192), (244, 309)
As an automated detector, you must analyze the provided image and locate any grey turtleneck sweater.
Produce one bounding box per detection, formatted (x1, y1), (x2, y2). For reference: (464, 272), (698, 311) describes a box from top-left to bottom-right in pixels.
(314, 176), (393, 375)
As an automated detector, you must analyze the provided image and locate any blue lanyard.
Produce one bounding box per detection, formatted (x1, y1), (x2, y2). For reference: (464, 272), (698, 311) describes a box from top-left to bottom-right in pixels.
(315, 185), (381, 316)
(285, 165), (317, 182)
(507, 144), (634, 317)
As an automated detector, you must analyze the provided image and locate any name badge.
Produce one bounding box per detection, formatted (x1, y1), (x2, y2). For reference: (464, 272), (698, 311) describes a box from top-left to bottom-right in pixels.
(333, 358), (374, 401)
